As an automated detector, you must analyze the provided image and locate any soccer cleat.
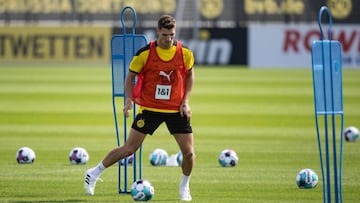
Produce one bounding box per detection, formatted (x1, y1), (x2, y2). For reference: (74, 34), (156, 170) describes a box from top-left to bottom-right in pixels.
(180, 185), (192, 201)
(84, 170), (101, 195)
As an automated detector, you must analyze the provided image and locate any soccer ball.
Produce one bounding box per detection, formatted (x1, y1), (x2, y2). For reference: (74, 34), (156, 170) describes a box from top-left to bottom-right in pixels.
(176, 151), (183, 166)
(218, 149), (238, 167)
(131, 179), (155, 201)
(296, 168), (319, 189)
(344, 126), (359, 142)
(69, 147), (89, 165)
(16, 147), (36, 164)
(120, 154), (134, 165)
(149, 148), (168, 166)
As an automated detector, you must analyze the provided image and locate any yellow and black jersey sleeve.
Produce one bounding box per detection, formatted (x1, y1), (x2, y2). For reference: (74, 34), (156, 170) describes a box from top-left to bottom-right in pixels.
(129, 44), (150, 73)
(182, 46), (195, 71)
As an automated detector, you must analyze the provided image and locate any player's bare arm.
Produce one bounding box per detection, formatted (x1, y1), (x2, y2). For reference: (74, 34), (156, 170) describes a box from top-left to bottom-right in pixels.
(180, 70), (194, 120)
(123, 71), (137, 117)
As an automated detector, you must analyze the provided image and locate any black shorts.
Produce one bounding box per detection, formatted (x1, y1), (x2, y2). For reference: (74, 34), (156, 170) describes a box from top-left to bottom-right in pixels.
(132, 110), (192, 135)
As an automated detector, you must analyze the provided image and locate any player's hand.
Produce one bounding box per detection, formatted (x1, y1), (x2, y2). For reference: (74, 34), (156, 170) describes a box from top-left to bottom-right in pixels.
(123, 99), (133, 117)
(180, 104), (192, 122)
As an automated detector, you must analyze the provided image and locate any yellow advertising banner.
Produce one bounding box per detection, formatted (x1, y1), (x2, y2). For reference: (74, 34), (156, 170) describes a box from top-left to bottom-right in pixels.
(0, 26), (111, 63)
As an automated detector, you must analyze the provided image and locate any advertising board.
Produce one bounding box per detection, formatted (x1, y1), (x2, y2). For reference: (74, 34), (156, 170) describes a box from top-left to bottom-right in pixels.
(249, 24), (360, 68)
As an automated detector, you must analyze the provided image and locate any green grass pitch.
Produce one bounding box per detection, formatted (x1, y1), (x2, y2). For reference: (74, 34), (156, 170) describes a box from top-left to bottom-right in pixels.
(0, 65), (359, 202)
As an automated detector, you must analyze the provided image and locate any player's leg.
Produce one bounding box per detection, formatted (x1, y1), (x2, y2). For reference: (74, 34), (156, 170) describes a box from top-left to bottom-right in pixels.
(103, 129), (146, 167)
(174, 133), (195, 201)
(84, 129), (146, 195)
(85, 110), (162, 195)
(166, 112), (194, 201)
(174, 133), (195, 176)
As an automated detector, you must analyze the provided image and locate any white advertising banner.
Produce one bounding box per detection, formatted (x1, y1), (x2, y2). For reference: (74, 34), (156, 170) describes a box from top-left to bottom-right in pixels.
(249, 24), (360, 68)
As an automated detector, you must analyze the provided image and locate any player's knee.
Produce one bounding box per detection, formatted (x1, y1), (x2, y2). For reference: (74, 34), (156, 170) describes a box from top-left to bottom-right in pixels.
(183, 151), (195, 161)
(122, 145), (138, 157)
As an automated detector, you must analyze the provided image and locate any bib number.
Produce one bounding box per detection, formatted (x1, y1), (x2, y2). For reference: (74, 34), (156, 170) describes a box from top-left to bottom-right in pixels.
(155, 85), (171, 100)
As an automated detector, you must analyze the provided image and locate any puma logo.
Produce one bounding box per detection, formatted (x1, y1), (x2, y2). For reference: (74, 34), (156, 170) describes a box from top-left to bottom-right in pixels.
(159, 70), (174, 82)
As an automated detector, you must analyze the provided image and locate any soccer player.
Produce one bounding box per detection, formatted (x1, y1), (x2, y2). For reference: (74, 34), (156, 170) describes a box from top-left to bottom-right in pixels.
(84, 14), (195, 201)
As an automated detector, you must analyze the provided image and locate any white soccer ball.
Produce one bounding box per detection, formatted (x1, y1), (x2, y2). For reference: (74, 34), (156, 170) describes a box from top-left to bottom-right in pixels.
(176, 151), (183, 166)
(149, 148), (168, 166)
(120, 154), (134, 166)
(218, 149), (238, 167)
(69, 147), (89, 165)
(344, 126), (359, 142)
(16, 147), (36, 164)
(131, 179), (155, 201)
(296, 168), (319, 189)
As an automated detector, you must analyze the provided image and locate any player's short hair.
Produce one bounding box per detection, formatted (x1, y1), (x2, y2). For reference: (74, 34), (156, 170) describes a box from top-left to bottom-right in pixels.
(158, 15), (176, 30)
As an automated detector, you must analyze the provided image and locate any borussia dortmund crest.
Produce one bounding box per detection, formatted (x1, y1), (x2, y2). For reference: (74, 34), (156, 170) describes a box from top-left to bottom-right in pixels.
(137, 119), (145, 128)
